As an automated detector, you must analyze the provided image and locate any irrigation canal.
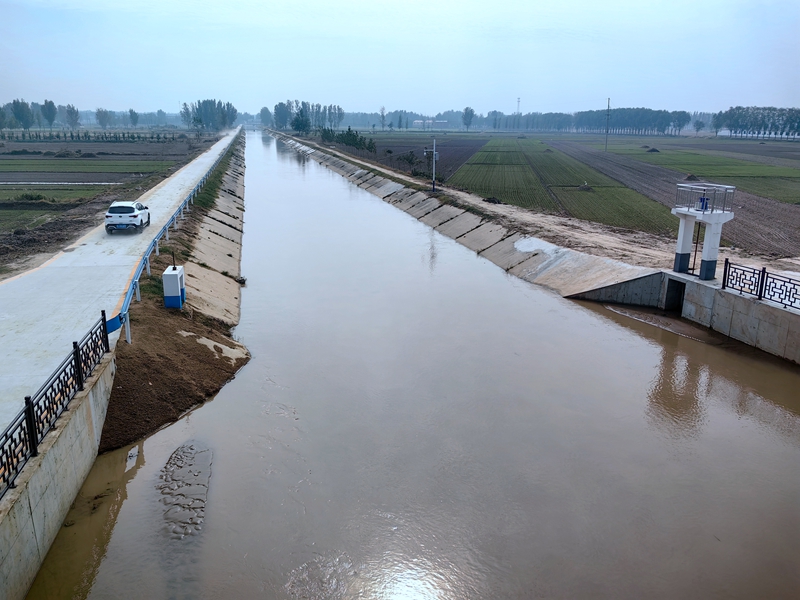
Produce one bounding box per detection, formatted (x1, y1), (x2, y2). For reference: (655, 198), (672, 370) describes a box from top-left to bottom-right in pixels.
(29, 131), (800, 598)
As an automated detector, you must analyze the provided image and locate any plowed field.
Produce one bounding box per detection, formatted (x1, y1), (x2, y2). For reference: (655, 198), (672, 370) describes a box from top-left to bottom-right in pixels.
(549, 140), (800, 257)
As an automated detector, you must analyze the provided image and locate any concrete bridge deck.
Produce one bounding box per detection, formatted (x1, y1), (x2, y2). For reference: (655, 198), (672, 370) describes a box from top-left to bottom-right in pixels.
(0, 130), (237, 428)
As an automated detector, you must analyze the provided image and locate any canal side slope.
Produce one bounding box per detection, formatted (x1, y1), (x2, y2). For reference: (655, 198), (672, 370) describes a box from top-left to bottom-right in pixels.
(98, 132), (249, 453)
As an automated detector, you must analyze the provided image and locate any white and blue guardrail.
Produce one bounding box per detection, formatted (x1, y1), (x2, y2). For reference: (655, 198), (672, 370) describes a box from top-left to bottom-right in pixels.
(106, 135), (235, 342)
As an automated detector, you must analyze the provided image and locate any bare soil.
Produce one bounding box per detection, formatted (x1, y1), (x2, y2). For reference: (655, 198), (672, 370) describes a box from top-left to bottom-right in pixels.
(99, 294), (247, 453)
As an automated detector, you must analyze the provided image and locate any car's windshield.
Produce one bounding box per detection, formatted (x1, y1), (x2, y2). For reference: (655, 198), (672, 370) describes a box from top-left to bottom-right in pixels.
(108, 206), (135, 214)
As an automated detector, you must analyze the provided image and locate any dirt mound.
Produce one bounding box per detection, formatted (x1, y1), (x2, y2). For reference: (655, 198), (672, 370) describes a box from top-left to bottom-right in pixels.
(641, 145), (650, 149)
(646, 148), (660, 153)
(80, 152), (97, 158)
(544, 148), (553, 153)
(483, 196), (503, 204)
(684, 174), (699, 181)
(54, 150), (77, 158)
(578, 184), (594, 191)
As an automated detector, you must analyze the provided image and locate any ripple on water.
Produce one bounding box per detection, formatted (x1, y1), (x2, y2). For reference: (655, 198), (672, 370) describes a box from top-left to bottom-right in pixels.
(155, 442), (212, 540)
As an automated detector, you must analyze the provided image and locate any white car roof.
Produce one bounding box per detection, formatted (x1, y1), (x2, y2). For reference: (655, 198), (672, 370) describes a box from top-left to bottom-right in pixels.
(109, 201), (139, 207)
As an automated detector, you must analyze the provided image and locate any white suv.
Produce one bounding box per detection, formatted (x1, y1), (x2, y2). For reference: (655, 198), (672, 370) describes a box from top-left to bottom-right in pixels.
(105, 201), (151, 234)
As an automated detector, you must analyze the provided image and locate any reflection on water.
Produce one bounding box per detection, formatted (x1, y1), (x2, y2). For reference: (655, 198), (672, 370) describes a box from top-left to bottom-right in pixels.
(587, 302), (800, 445)
(30, 132), (800, 599)
(27, 444), (145, 599)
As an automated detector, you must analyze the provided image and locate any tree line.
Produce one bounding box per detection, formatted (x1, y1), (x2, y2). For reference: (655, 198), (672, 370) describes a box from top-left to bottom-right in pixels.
(257, 99), (800, 140)
(711, 106), (800, 139)
(268, 100), (345, 133)
(0, 98), (211, 133)
(179, 100), (238, 132)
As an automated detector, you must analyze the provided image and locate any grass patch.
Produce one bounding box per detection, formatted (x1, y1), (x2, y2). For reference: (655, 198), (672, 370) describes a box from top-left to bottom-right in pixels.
(192, 136), (239, 209)
(0, 210), (52, 233)
(138, 274), (164, 298)
(0, 186), (99, 201)
(706, 176), (800, 204)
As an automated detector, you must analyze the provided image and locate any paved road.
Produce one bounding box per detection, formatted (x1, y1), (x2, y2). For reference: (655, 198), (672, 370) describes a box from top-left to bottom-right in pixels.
(0, 130), (237, 428)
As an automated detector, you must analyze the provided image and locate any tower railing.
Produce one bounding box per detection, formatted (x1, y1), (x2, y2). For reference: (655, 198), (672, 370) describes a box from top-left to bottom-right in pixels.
(675, 183), (735, 214)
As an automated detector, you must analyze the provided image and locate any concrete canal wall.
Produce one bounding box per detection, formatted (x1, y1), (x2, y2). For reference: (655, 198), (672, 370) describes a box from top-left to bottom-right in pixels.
(274, 132), (800, 367)
(0, 351), (116, 599)
(575, 271), (800, 365)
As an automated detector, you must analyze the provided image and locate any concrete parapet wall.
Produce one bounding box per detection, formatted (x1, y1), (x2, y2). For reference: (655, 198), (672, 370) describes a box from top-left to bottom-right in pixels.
(0, 351), (116, 599)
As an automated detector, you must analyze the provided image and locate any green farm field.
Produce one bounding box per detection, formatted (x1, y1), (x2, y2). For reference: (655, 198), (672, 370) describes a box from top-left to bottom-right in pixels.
(0, 186), (102, 201)
(450, 137), (677, 235)
(586, 138), (800, 204)
(449, 163), (558, 211)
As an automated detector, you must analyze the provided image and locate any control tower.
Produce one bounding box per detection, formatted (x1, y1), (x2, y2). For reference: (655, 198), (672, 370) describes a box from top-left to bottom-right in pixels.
(671, 183), (735, 281)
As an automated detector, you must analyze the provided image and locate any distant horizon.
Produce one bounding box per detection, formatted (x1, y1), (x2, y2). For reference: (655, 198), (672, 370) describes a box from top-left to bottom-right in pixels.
(4, 100), (795, 120)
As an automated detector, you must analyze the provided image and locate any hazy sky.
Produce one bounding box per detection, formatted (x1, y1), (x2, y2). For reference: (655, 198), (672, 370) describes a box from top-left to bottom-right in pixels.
(2, 0), (798, 116)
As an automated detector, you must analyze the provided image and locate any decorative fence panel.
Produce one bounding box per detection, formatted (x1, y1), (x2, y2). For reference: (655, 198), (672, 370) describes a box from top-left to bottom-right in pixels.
(0, 314), (109, 500)
(722, 259), (800, 310)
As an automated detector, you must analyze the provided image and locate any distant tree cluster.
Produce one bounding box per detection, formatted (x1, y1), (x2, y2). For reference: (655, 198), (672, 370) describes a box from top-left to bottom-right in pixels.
(180, 100), (238, 131)
(0, 98), (185, 136)
(272, 100), (344, 132)
(319, 126), (376, 153)
(711, 106), (800, 139)
(260, 107), (273, 127)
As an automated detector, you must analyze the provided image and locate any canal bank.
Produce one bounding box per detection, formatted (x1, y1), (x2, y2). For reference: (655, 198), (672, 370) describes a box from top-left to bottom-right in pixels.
(27, 131), (800, 599)
(98, 131), (249, 453)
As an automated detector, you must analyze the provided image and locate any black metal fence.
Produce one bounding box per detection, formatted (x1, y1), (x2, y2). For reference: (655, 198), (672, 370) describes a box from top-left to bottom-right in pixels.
(722, 259), (800, 310)
(0, 312), (110, 500)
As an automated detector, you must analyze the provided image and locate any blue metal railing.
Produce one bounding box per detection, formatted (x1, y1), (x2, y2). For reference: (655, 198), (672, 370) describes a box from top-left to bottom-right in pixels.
(107, 136), (235, 340)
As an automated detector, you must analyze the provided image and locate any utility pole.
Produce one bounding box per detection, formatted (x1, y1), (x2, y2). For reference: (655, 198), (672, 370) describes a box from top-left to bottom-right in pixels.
(605, 98), (610, 152)
(424, 138), (438, 192)
(517, 97), (521, 129)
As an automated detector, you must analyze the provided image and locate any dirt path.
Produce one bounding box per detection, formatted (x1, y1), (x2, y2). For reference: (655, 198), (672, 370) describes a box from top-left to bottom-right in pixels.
(296, 135), (800, 275)
(547, 140), (800, 257)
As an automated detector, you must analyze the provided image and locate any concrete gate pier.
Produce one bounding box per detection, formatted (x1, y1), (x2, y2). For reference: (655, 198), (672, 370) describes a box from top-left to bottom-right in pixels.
(671, 183), (735, 280)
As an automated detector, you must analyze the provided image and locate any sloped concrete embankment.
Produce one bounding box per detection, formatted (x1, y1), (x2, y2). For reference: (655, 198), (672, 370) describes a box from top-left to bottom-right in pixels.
(275, 133), (800, 366)
(185, 137), (247, 324)
(273, 134), (657, 298)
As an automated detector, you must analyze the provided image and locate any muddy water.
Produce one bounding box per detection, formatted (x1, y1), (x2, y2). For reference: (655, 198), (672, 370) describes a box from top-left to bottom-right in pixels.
(29, 132), (800, 599)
